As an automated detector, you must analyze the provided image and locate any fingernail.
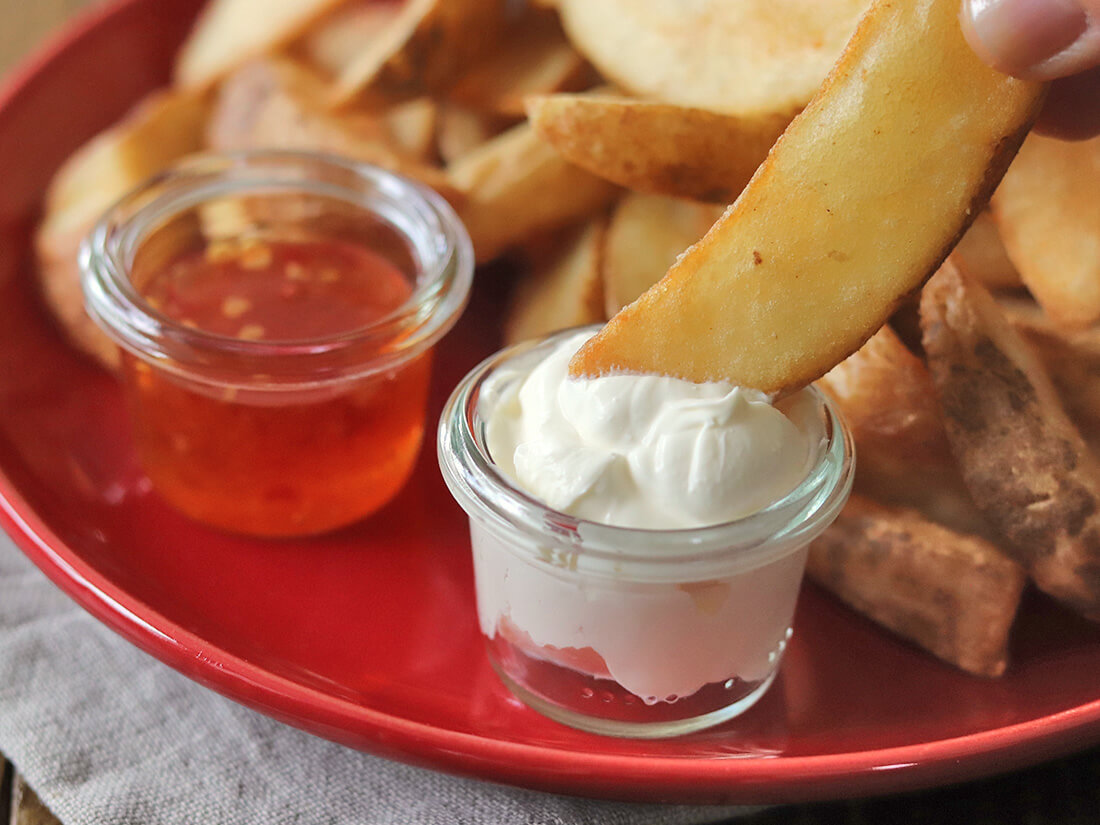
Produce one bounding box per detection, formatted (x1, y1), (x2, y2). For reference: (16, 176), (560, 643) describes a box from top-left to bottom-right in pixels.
(962, 0), (1088, 75)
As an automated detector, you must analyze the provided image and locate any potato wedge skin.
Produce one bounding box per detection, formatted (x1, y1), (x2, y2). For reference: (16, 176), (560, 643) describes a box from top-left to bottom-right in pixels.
(527, 94), (790, 203)
(807, 495), (1026, 677)
(570, 0), (1045, 395)
(992, 132), (1100, 327)
(921, 263), (1100, 621)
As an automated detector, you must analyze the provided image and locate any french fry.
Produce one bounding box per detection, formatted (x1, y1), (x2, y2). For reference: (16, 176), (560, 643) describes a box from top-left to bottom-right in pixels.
(953, 210), (1021, 291)
(807, 495), (1026, 677)
(35, 90), (208, 371)
(295, 0), (403, 78)
(570, 0), (1045, 395)
(206, 58), (456, 199)
(602, 193), (724, 316)
(921, 262), (1100, 621)
(554, 0), (869, 116)
(503, 218), (607, 346)
(331, 0), (509, 105)
(447, 121), (619, 263)
(998, 296), (1100, 448)
(527, 93), (790, 203)
(448, 10), (595, 118)
(382, 97), (439, 163)
(435, 104), (509, 166)
(818, 326), (993, 539)
(175, 0), (348, 90)
(991, 132), (1100, 327)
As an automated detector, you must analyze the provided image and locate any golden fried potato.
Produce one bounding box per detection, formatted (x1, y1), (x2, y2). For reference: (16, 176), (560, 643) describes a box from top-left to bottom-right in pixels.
(36, 90), (208, 371)
(818, 326), (993, 539)
(998, 296), (1100, 448)
(435, 104), (510, 165)
(295, 0), (402, 78)
(175, 0), (347, 89)
(527, 93), (790, 203)
(953, 210), (1021, 290)
(504, 218), (607, 346)
(602, 193), (724, 316)
(570, 0), (1044, 395)
(807, 495), (1026, 677)
(554, 0), (869, 116)
(449, 10), (595, 118)
(331, 0), (509, 105)
(206, 58), (455, 198)
(992, 132), (1100, 327)
(446, 121), (618, 263)
(921, 262), (1100, 621)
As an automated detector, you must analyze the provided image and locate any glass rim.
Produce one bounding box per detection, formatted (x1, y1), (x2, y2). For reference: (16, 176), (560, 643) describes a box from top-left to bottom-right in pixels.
(79, 150), (474, 389)
(438, 327), (856, 578)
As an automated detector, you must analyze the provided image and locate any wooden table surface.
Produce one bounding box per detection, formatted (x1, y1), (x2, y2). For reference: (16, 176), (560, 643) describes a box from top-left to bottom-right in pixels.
(1, 2), (1099, 824)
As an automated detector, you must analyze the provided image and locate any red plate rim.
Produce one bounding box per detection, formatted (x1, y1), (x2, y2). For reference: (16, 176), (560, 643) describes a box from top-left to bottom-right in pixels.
(1, 0), (1099, 803)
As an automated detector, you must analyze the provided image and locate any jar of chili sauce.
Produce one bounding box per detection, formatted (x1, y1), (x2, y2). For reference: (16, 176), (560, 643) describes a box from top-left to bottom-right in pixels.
(81, 152), (473, 537)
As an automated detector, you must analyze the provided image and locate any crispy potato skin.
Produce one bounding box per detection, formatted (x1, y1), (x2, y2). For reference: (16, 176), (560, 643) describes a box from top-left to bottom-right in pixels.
(527, 94), (790, 203)
(569, 0), (1045, 395)
(807, 495), (1026, 677)
(921, 263), (1100, 621)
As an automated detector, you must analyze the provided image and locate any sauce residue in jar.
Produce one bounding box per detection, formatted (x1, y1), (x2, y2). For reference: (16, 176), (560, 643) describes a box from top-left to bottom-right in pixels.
(123, 237), (431, 537)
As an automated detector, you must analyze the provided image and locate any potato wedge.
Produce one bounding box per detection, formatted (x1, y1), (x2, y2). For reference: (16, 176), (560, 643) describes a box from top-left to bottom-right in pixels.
(449, 10), (595, 118)
(527, 94), (790, 203)
(382, 97), (438, 163)
(991, 132), (1100, 327)
(35, 90), (208, 371)
(921, 262), (1100, 621)
(331, 0), (508, 105)
(818, 326), (993, 539)
(435, 104), (509, 165)
(296, 1), (403, 78)
(175, 0), (348, 90)
(807, 495), (1026, 677)
(603, 193), (725, 316)
(447, 121), (619, 263)
(555, 0), (869, 116)
(570, 0), (1045, 395)
(504, 218), (607, 346)
(206, 58), (456, 199)
(953, 210), (1021, 291)
(999, 297), (1100, 440)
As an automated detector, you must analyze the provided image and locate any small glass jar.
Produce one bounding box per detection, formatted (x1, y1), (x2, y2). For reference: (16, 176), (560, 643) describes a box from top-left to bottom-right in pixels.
(438, 328), (854, 738)
(82, 151), (473, 537)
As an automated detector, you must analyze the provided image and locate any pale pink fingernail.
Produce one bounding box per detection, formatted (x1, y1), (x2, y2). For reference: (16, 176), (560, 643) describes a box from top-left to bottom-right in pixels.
(962, 0), (1088, 75)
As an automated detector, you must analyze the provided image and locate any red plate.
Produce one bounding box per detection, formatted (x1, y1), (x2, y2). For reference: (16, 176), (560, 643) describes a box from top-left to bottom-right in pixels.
(2, 0), (1100, 805)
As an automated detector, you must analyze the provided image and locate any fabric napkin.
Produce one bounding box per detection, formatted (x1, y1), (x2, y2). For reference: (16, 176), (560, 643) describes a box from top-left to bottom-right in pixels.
(0, 530), (763, 825)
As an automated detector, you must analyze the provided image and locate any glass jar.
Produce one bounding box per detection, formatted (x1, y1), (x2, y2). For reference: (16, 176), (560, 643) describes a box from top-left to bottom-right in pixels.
(82, 151), (473, 537)
(438, 328), (854, 738)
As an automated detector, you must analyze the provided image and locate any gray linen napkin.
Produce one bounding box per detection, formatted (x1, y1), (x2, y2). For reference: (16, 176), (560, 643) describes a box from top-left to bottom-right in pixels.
(0, 531), (760, 825)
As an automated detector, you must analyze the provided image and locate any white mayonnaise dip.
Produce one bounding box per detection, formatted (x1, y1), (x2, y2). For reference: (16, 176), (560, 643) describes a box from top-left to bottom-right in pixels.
(485, 331), (812, 528)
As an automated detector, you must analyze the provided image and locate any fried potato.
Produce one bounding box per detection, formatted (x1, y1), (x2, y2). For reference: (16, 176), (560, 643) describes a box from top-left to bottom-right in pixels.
(331, 0), (509, 105)
(503, 218), (606, 346)
(921, 262), (1100, 621)
(807, 495), (1026, 677)
(818, 326), (992, 539)
(602, 193), (724, 316)
(435, 104), (509, 166)
(998, 296), (1100, 447)
(527, 93), (790, 203)
(295, 0), (402, 78)
(953, 210), (1021, 291)
(382, 97), (438, 163)
(175, 0), (348, 90)
(449, 10), (595, 118)
(35, 89), (208, 371)
(991, 132), (1100, 327)
(446, 121), (619, 263)
(554, 0), (869, 116)
(206, 58), (456, 198)
(570, 0), (1045, 395)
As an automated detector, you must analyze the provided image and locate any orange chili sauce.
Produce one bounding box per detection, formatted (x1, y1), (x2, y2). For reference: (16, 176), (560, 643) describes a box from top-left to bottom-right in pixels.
(121, 237), (431, 537)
